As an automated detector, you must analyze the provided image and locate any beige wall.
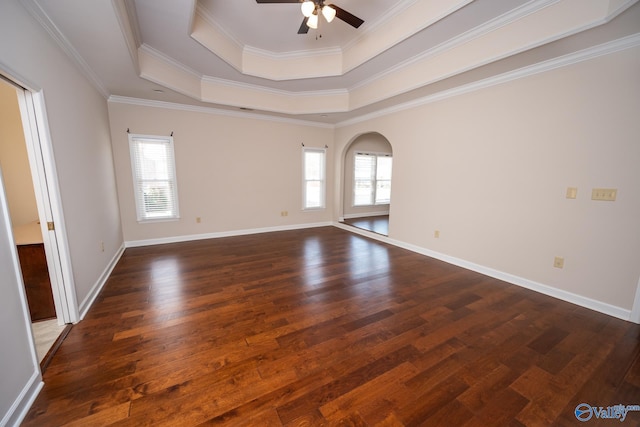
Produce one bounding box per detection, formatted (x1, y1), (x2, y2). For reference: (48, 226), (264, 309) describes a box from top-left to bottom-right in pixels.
(108, 102), (334, 243)
(0, 0), (123, 309)
(335, 46), (640, 312)
(0, 82), (38, 227)
(342, 132), (392, 217)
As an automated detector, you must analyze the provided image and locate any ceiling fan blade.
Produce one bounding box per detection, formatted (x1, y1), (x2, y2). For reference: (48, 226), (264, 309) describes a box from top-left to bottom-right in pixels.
(298, 17), (310, 34)
(328, 4), (364, 28)
(256, 0), (299, 3)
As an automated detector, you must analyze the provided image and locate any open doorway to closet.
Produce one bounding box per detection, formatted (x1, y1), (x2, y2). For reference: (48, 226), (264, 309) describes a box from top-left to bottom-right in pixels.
(0, 77), (71, 369)
(341, 132), (393, 236)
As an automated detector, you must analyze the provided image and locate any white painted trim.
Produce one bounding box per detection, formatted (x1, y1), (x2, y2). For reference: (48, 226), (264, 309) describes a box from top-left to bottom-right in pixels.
(338, 33), (640, 128)
(349, 0), (559, 93)
(243, 45), (343, 61)
(125, 222), (332, 248)
(630, 276), (640, 324)
(20, 0), (110, 98)
(78, 243), (126, 321)
(138, 44), (202, 79)
(0, 372), (43, 427)
(332, 222), (632, 322)
(107, 95), (335, 129)
(20, 90), (80, 324)
(342, 211), (389, 219)
(201, 75), (349, 98)
(112, 0), (140, 75)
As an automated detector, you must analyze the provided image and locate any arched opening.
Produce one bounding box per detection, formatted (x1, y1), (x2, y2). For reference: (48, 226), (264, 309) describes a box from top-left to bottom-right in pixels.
(340, 132), (393, 236)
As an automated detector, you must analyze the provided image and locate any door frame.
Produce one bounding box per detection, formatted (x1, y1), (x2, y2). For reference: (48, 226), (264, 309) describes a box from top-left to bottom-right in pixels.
(1, 71), (78, 324)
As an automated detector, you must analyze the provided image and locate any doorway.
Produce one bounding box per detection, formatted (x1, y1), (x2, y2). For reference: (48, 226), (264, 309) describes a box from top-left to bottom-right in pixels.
(0, 75), (73, 367)
(341, 132), (393, 236)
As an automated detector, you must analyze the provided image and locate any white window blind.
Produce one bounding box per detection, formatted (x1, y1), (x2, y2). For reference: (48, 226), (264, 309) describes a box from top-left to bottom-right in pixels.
(303, 148), (326, 209)
(128, 134), (179, 221)
(353, 152), (392, 206)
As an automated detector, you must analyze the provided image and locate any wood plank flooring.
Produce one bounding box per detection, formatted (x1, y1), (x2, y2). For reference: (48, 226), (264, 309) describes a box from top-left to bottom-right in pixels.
(343, 215), (389, 236)
(22, 226), (640, 426)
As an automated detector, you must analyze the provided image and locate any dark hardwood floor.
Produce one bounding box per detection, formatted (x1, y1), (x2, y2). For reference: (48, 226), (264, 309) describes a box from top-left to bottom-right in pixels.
(343, 215), (389, 236)
(22, 227), (640, 426)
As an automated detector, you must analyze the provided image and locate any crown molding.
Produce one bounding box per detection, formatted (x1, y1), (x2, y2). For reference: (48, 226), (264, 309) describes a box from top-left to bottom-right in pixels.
(201, 75), (348, 98)
(21, 0), (110, 98)
(346, 0), (638, 110)
(190, 0), (469, 81)
(107, 95), (335, 129)
(139, 44), (202, 79)
(349, 0), (561, 92)
(139, 0), (638, 116)
(112, 0), (140, 75)
(338, 33), (640, 128)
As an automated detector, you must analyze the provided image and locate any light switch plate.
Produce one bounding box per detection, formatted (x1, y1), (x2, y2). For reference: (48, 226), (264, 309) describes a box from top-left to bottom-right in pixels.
(566, 187), (577, 199)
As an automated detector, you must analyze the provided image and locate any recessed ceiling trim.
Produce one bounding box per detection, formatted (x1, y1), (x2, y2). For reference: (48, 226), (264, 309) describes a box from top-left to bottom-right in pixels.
(108, 95), (335, 129)
(337, 33), (640, 128)
(200, 76), (349, 114)
(347, 0), (638, 109)
(242, 45), (344, 81)
(191, 10), (244, 74)
(112, 0), (141, 76)
(341, 0), (474, 73)
(137, 0), (637, 115)
(191, 0), (471, 81)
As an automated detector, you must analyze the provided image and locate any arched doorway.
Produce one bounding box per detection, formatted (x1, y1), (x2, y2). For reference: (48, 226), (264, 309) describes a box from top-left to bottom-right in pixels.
(340, 132), (393, 236)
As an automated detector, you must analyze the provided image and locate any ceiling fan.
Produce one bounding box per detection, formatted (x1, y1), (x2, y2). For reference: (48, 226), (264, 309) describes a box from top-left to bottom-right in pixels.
(256, 0), (364, 34)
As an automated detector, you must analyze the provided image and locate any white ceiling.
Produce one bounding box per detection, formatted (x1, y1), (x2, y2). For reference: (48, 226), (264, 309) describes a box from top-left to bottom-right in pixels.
(21, 0), (640, 124)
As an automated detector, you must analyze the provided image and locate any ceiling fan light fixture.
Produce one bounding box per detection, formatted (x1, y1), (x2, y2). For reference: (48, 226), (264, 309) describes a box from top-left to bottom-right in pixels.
(301, 1), (315, 17)
(307, 13), (318, 29)
(322, 5), (336, 23)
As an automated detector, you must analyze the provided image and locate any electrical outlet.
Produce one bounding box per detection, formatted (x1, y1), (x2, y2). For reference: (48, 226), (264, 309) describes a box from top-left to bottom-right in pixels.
(434, 230), (440, 238)
(281, 211), (288, 217)
(566, 187), (577, 199)
(553, 256), (564, 269)
(591, 188), (617, 201)
(100, 241), (105, 252)
(196, 217), (201, 223)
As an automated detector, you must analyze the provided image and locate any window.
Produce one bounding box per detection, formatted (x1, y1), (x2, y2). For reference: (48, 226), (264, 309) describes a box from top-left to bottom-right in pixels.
(302, 148), (326, 209)
(128, 134), (179, 221)
(353, 152), (392, 206)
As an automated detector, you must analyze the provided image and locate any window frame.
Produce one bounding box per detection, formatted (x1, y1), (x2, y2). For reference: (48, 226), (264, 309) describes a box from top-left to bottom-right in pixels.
(353, 151), (392, 207)
(302, 147), (327, 210)
(128, 133), (180, 223)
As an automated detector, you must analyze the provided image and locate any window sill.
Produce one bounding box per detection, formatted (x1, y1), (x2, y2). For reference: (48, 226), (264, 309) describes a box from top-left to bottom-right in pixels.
(137, 217), (180, 224)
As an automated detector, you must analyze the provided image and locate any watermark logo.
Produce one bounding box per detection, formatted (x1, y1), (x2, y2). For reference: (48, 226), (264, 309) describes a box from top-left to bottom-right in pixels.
(575, 404), (593, 422)
(575, 403), (640, 422)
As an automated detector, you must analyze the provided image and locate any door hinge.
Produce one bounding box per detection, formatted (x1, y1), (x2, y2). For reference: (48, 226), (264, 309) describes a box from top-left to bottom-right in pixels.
(47, 221), (55, 231)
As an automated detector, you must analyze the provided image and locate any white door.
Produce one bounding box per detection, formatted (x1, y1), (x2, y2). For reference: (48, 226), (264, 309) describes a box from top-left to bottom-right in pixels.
(2, 74), (78, 324)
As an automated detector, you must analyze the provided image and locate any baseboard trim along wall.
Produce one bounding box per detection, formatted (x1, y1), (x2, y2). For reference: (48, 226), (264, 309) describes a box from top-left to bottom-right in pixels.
(78, 243), (126, 321)
(2, 371), (42, 427)
(82, 221), (634, 327)
(332, 222), (633, 323)
(341, 211), (390, 220)
(125, 222), (334, 248)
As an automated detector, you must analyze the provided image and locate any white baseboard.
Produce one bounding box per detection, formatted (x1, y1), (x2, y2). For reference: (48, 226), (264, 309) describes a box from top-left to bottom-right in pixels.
(1, 370), (43, 427)
(332, 222), (632, 322)
(125, 222), (333, 248)
(342, 211), (390, 220)
(78, 243), (126, 321)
